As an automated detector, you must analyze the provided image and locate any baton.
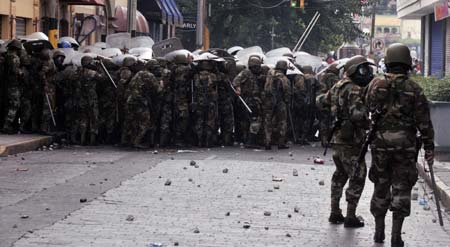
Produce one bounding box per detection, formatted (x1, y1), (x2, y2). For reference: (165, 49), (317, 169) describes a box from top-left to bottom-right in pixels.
(45, 93), (57, 127)
(428, 159), (444, 226)
(99, 60), (117, 89)
(228, 81), (252, 114)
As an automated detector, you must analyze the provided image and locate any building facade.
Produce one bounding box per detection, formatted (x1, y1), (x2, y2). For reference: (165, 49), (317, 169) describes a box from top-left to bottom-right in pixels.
(398, 0), (449, 77)
(1, 0), (183, 46)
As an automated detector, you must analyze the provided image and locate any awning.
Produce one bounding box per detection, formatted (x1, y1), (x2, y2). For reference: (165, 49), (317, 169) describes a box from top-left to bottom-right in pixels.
(60, 0), (105, 6)
(138, 0), (183, 27)
(113, 6), (150, 34)
(166, 0), (183, 26)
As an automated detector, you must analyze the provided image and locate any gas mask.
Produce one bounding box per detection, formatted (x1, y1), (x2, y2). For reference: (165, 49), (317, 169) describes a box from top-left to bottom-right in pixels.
(351, 64), (374, 87)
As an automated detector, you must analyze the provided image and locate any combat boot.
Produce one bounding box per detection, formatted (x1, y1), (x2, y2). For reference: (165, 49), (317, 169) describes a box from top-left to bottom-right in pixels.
(223, 133), (233, 146)
(373, 216), (385, 243)
(344, 203), (364, 228)
(391, 215), (405, 247)
(90, 133), (97, 146)
(245, 134), (259, 149)
(159, 133), (169, 148)
(329, 200), (344, 224)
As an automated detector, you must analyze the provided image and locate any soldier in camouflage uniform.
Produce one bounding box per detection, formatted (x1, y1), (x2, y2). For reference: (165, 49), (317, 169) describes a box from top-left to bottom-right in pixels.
(97, 59), (119, 144)
(317, 63), (340, 146)
(117, 56), (137, 146)
(172, 55), (194, 147)
(78, 56), (102, 145)
(123, 61), (162, 148)
(232, 56), (263, 148)
(365, 43), (434, 247)
(263, 60), (291, 150)
(301, 65), (320, 143)
(38, 48), (57, 134)
(216, 59), (235, 146)
(154, 57), (173, 147)
(192, 59), (218, 147)
(2, 40), (23, 134)
(0, 48), (7, 129)
(324, 55), (373, 228)
(291, 65), (307, 144)
(58, 59), (80, 144)
(53, 50), (67, 132)
(19, 50), (33, 133)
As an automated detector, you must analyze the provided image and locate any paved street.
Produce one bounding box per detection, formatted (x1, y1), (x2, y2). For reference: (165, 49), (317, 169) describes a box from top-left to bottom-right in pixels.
(1, 145), (450, 247)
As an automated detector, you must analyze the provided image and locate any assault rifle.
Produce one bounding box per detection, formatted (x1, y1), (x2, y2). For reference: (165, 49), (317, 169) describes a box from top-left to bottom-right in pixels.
(354, 108), (384, 178)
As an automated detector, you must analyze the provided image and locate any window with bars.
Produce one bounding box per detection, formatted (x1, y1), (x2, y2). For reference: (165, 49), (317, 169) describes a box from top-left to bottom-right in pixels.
(16, 17), (26, 37)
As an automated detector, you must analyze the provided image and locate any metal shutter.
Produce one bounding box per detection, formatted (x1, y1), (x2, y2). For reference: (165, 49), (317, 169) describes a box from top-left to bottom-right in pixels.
(430, 14), (444, 78)
(16, 18), (26, 37)
(446, 18), (450, 76)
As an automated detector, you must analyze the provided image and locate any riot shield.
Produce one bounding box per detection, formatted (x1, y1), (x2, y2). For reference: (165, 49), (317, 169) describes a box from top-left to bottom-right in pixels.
(152, 37), (183, 57)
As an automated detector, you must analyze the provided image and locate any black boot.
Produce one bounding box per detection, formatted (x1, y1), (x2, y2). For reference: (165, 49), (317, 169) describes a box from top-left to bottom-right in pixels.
(344, 204), (364, 228)
(329, 200), (344, 224)
(391, 215), (405, 247)
(374, 216), (385, 243)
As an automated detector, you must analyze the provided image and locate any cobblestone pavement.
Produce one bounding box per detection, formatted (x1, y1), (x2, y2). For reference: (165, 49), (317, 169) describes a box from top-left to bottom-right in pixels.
(10, 154), (450, 247)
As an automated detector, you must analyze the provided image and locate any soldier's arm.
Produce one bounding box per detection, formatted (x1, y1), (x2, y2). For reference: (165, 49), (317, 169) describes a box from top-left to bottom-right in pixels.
(232, 71), (247, 95)
(414, 86), (435, 151)
(349, 85), (369, 128)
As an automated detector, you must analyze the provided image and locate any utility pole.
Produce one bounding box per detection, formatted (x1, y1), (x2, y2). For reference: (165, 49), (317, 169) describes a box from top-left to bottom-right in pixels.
(127, 0), (137, 37)
(369, 1), (376, 54)
(196, 0), (205, 49)
(271, 24), (275, 50)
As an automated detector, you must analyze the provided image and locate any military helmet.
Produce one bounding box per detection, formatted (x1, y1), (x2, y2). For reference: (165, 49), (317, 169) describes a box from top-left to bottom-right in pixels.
(123, 56), (137, 67)
(275, 60), (288, 71)
(156, 57), (168, 67)
(198, 60), (214, 71)
(344, 55), (373, 76)
(173, 54), (189, 65)
(248, 56), (262, 67)
(144, 59), (159, 71)
(301, 65), (313, 74)
(327, 62), (339, 75)
(52, 50), (66, 59)
(7, 39), (22, 50)
(81, 55), (94, 67)
(384, 43), (412, 67)
(236, 63), (246, 73)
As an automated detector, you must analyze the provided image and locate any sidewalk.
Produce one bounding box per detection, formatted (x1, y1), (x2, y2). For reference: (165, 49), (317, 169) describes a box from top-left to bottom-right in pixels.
(417, 152), (450, 209)
(0, 134), (52, 157)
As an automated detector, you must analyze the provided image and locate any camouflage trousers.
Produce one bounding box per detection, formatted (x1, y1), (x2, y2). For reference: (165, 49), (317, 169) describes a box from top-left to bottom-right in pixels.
(264, 103), (287, 146)
(40, 88), (56, 134)
(319, 110), (333, 146)
(194, 102), (218, 146)
(218, 98), (234, 136)
(174, 101), (190, 145)
(331, 144), (367, 212)
(3, 87), (21, 131)
(237, 97), (262, 143)
(369, 150), (418, 218)
(122, 103), (151, 147)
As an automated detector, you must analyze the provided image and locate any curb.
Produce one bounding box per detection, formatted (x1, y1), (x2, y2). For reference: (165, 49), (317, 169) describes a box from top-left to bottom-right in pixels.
(0, 136), (53, 157)
(417, 159), (450, 209)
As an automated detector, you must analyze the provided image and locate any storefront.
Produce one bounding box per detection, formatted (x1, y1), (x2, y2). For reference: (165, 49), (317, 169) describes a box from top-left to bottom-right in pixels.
(138, 0), (183, 41)
(398, 0), (449, 77)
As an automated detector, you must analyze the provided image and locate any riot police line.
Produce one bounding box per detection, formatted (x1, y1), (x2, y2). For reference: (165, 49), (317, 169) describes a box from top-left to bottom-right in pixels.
(0, 34), (330, 150)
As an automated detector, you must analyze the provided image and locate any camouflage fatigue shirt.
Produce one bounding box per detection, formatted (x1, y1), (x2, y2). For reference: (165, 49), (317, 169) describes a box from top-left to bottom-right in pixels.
(325, 77), (369, 146)
(365, 73), (434, 151)
(232, 69), (261, 100)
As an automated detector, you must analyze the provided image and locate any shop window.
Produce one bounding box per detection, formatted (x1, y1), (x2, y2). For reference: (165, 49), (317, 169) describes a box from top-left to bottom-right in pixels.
(377, 27), (382, 33)
(383, 27), (390, 33)
(392, 27), (398, 34)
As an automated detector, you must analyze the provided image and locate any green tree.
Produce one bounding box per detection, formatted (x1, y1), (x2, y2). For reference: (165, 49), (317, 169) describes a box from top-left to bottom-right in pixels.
(176, 0), (371, 54)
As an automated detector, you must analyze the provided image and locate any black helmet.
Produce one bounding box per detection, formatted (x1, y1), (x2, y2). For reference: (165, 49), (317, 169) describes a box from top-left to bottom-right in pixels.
(81, 55), (94, 67)
(344, 55), (373, 77)
(275, 60), (288, 71)
(7, 39), (22, 50)
(301, 65), (313, 74)
(384, 43), (412, 67)
(327, 63), (339, 75)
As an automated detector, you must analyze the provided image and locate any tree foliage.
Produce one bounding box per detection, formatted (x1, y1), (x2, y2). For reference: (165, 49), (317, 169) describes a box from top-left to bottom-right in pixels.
(176, 0), (371, 54)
